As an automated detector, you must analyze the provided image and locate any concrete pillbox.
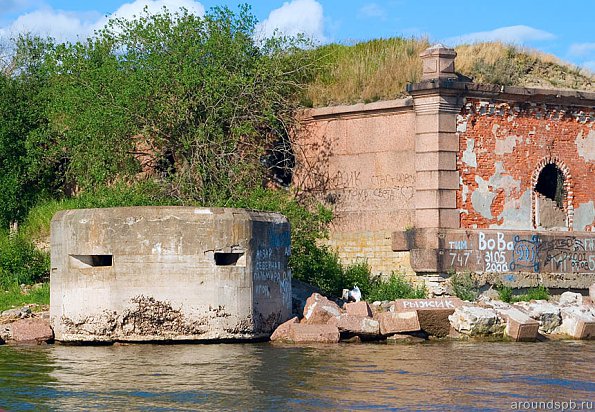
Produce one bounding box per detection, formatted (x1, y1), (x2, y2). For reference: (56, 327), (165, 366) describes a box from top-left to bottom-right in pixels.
(50, 206), (291, 343)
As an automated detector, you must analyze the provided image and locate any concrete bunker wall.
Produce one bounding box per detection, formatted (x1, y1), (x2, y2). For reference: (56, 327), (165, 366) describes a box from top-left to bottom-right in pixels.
(295, 99), (417, 275)
(50, 206), (291, 342)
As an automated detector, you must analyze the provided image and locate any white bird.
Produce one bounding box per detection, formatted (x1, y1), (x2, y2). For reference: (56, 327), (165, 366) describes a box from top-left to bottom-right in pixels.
(345, 286), (362, 302)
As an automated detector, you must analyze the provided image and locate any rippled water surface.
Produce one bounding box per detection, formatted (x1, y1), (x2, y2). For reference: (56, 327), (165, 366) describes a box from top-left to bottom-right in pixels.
(1, 340), (593, 411)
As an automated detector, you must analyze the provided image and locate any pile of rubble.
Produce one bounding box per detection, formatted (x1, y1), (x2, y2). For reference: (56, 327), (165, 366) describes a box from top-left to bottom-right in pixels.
(271, 290), (595, 344)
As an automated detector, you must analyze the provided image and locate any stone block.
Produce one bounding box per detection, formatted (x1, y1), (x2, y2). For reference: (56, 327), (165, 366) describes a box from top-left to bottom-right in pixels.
(419, 45), (457, 81)
(414, 189), (457, 209)
(415, 170), (459, 190)
(0, 323), (12, 342)
(344, 301), (373, 317)
(415, 132), (459, 153)
(303, 293), (342, 325)
(415, 151), (457, 172)
(590, 283), (595, 302)
(393, 298), (463, 311)
(10, 319), (54, 344)
(410, 249), (439, 273)
(328, 314), (380, 336)
(414, 112), (458, 134)
(378, 311), (421, 335)
(556, 307), (595, 340)
(448, 306), (504, 336)
(559, 291), (583, 306)
(270, 317), (299, 342)
(394, 298), (462, 337)
(415, 208), (459, 230)
(514, 301), (561, 334)
(392, 230), (414, 252)
(497, 307), (540, 342)
(288, 323), (340, 343)
(416, 310), (454, 338)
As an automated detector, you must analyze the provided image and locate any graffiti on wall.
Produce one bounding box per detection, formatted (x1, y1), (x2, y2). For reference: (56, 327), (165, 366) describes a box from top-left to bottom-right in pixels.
(441, 230), (595, 274)
(326, 171), (415, 210)
(253, 226), (291, 308)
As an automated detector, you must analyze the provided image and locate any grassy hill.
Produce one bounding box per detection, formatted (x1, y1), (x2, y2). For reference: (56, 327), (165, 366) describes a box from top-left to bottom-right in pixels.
(304, 39), (595, 107)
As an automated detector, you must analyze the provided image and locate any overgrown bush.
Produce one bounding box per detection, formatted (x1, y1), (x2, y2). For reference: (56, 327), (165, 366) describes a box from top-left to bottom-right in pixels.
(340, 261), (376, 296)
(449, 270), (479, 301)
(497, 285), (550, 303)
(0, 232), (49, 288)
(366, 273), (427, 302)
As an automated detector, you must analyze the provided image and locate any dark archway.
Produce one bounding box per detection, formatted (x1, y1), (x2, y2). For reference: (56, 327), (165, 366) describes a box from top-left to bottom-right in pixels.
(534, 163), (567, 229)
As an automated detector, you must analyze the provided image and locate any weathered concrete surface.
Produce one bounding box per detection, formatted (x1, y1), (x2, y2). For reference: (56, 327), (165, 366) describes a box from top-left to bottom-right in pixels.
(50, 207), (291, 342)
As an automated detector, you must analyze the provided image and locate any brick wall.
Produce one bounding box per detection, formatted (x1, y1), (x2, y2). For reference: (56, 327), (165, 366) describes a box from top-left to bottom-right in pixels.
(325, 231), (415, 278)
(457, 98), (595, 231)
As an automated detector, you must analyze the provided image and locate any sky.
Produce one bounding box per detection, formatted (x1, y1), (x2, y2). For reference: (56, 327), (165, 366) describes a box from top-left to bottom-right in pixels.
(0, 0), (594, 71)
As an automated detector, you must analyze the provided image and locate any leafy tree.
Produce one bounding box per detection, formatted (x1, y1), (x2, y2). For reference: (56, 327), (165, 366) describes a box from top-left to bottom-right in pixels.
(42, 5), (312, 204)
(0, 5), (344, 293)
(0, 36), (55, 227)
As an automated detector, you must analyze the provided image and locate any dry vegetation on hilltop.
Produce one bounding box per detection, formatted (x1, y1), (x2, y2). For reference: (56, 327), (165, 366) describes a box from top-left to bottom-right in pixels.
(303, 39), (595, 107)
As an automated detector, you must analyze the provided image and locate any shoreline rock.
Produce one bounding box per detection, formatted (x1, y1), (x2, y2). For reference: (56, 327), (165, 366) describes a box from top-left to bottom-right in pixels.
(270, 288), (595, 344)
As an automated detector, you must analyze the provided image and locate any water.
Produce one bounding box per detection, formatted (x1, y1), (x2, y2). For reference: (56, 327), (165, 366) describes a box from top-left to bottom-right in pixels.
(0, 341), (593, 411)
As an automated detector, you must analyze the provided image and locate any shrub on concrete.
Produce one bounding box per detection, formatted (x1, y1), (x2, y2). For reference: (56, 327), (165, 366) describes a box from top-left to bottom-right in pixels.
(449, 270), (479, 302)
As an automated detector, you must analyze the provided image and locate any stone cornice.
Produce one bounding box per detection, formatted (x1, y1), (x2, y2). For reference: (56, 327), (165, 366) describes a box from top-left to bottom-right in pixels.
(407, 80), (595, 108)
(301, 97), (413, 121)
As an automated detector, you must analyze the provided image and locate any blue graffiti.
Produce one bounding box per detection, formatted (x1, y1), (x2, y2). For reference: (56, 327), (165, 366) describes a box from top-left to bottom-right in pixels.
(509, 235), (540, 272)
(268, 226), (291, 248)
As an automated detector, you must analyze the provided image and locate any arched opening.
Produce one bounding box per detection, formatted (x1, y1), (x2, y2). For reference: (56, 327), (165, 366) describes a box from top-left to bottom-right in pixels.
(261, 135), (295, 187)
(534, 163), (567, 229)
